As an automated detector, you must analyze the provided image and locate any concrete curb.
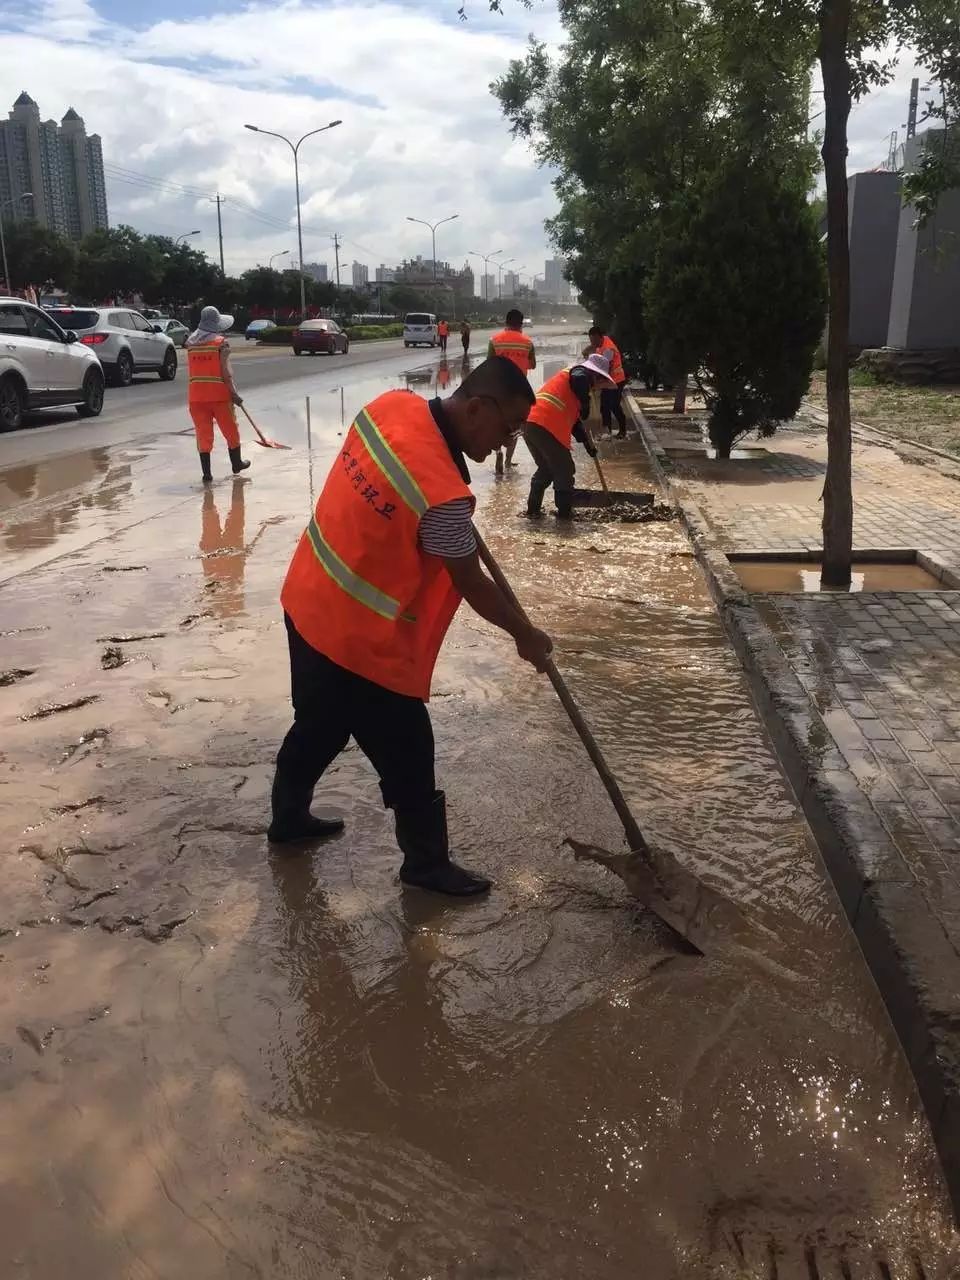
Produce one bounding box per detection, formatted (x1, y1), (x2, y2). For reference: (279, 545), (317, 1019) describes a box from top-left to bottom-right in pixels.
(627, 390), (960, 1218)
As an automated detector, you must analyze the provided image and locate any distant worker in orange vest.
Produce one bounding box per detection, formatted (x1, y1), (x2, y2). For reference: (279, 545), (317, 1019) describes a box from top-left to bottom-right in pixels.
(437, 318), (449, 353)
(185, 306), (250, 483)
(523, 353), (616, 520)
(587, 325), (628, 437)
(269, 356), (553, 897)
(488, 309), (536, 474)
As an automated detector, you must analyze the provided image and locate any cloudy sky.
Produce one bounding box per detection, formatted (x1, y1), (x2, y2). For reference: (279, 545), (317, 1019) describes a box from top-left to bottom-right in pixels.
(1, 0), (939, 283)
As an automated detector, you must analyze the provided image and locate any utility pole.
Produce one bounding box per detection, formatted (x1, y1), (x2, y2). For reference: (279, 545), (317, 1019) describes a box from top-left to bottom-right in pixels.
(906, 77), (919, 139)
(215, 194), (224, 273)
(332, 233), (342, 318)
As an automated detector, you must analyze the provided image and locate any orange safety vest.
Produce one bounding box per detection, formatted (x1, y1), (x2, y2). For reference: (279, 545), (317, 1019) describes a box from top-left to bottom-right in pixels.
(438, 321), (449, 337)
(488, 328), (534, 374)
(187, 335), (228, 404)
(598, 335), (626, 385)
(525, 368), (582, 450)
(281, 390), (474, 700)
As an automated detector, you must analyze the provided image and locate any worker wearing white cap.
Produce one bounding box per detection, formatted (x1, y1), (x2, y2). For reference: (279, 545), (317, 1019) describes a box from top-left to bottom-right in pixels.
(523, 352), (616, 519)
(185, 306), (249, 483)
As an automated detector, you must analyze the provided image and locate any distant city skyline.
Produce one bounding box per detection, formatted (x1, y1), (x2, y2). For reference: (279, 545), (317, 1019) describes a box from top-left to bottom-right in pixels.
(0, 91), (108, 241)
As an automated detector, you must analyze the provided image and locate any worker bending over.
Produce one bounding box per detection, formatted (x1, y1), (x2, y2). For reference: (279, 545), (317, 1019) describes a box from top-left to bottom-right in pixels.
(185, 306), (250, 483)
(587, 325), (628, 437)
(523, 353), (616, 520)
(488, 309), (536, 474)
(270, 356), (553, 897)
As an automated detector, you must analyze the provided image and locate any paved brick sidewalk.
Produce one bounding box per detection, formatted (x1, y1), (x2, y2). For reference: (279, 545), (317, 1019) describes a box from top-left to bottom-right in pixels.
(631, 394), (960, 1213)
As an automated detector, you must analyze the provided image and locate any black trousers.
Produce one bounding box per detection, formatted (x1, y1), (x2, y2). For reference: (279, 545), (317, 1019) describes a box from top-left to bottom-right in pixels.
(600, 384), (626, 430)
(276, 614), (436, 810)
(439, 334), (448, 352)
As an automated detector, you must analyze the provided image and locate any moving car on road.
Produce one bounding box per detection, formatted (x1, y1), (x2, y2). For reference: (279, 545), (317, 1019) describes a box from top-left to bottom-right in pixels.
(403, 312), (438, 348)
(0, 296), (105, 431)
(155, 317), (189, 347)
(292, 319), (349, 356)
(245, 319), (276, 341)
(45, 306), (178, 387)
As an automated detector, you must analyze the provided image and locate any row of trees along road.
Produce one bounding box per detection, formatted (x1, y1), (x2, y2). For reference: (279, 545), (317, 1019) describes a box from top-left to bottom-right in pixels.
(2, 221), (369, 323)
(493, 0), (960, 587)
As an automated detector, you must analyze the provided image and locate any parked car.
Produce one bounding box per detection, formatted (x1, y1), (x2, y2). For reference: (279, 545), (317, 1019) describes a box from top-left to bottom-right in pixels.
(44, 307), (178, 386)
(292, 319), (349, 356)
(403, 312), (437, 348)
(246, 319), (276, 341)
(155, 317), (190, 347)
(0, 296), (105, 431)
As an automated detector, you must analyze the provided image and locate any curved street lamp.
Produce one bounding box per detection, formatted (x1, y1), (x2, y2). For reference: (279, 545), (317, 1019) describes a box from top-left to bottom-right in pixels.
(269, 249), (290, 270)
(497, 256), (515, 300)
(0, 192), (34, 295)
(406, 213), (459, 312)
(175, 230), (201, 245)
(468, 249), (502, 303)
(244, 120), (343, 320)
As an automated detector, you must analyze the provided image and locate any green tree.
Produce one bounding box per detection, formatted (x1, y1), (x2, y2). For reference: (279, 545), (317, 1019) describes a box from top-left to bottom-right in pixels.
(3, 221), (75, 291)
(71, 225), (161, 303)
(142, 234), (220, 310)
(386, 284), (433, 314)
(647, 157), (826, 456)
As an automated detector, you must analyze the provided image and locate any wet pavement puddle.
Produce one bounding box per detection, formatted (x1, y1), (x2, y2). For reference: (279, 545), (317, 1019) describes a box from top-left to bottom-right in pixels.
(1, 340), (959, 1276)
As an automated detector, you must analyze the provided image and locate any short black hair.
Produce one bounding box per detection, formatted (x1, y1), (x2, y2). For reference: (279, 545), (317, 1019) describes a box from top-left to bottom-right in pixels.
(505, 308), (524, 327)
(588, 325), (603, 337)
(459, 356), (536, 406)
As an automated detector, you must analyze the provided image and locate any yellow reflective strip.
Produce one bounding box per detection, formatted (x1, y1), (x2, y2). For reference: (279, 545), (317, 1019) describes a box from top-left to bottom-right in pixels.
(536, 391), (566, 411)
(306, 518), (401, 621)
(353, 408), (428, 517)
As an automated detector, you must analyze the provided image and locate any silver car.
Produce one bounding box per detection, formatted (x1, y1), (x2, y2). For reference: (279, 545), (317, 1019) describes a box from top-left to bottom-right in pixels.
(154, 317), (190, 347)
(0, 296), (104, 431)
(45, 306), (178, 386)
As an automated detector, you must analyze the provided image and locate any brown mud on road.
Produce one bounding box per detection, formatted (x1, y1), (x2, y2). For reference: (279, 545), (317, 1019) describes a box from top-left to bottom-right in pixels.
(1, 351), (959, 1277)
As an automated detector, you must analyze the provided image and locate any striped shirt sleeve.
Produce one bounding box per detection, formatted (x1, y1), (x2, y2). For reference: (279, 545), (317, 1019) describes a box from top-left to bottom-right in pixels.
(418, 498), (477, 558)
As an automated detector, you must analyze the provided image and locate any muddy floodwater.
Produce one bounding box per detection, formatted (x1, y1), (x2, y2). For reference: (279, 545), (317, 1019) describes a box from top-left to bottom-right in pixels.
(1, 345), (959, 1277)
(732, 559), (947, 594)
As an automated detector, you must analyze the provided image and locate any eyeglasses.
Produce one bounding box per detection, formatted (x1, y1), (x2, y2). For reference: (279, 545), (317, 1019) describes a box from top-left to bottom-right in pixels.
(476, 394), (524, 440)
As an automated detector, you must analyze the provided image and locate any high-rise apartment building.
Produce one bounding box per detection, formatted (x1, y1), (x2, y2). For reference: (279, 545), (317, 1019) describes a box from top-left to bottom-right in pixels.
(480, 273), (495, 302)
(0, 92), (108, 240)
(375, 264), (396, 283)
(351, 261), (369, 288)
(304, 261), (328, 283)
(503, 270), (520, 297)
(543, 257), (571, 302)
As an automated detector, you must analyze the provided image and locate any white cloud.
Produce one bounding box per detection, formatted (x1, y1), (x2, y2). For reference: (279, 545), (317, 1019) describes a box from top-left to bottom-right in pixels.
(1, 0), (564, 281)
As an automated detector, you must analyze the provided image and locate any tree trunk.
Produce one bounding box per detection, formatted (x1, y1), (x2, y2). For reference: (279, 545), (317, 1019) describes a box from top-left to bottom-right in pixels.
(818, 0), (853, 587)
(672, 377), (687, 414)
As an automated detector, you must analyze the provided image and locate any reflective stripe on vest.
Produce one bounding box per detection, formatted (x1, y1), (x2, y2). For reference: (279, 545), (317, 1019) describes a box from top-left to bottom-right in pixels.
(281, 389), (473, 699)
(489, 329), (533, 372)
(353, 406), (428, 516)
(187, 337), (227, 404)
(305, 515), (402, 621)
(526, 369), (581, 449)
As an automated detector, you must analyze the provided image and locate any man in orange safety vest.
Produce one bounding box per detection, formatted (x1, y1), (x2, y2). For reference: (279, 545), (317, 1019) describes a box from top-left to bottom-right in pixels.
(523, 353), (616, 520)
(269, 356), (553, 897)
(488, 309), (536, 473)
(587, 325), (628, 437)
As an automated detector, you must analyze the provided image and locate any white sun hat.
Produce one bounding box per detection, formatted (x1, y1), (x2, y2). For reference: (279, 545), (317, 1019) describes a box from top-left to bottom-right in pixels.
(577, 352), (617, 385)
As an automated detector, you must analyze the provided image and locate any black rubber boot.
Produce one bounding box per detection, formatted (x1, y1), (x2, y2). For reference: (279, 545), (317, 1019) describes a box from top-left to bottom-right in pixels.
(616, 428), (627, 439)
(229, 446), (251, 474)
(396, 791), (491, 897)
(526, 476), (549, 518)
(555, 489), (575, 520)
(199, 452), (213, 484)
(267, 773), (345, 847)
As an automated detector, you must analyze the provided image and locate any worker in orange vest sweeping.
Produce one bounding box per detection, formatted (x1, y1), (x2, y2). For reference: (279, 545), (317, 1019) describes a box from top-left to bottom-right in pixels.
(523, 353), (616, 520)
(185, 306), (250, 483)
(587, 325), (628, 437)
(269, 356), (553, 896)
(488, 309), (536, 473)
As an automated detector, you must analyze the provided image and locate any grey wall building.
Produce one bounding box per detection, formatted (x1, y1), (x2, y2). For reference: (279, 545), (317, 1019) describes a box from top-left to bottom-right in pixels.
(887, 131), (960, 349)
(847, 171), (902, 349)
(0, 92), (108, 241)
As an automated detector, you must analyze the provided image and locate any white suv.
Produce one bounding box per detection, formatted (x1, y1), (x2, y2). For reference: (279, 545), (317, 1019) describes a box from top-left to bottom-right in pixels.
(45, 306), (178, 387)
(0, 298), (105, 431)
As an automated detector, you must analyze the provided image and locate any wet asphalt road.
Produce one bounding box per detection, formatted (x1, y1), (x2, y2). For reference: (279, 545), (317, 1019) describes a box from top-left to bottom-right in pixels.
(0, 324), (572, 468)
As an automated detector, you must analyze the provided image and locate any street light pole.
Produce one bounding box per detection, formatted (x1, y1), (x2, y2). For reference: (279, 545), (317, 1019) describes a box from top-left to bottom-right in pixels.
(0, 192), (34, 294)
(406, 213), (458, 314)
(497, 257), (515, 301)
(268, 249), (290, 270)
(175, 230), (201, 246)
(245, 120), (342, 320)
(467, 249), (503, 305)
